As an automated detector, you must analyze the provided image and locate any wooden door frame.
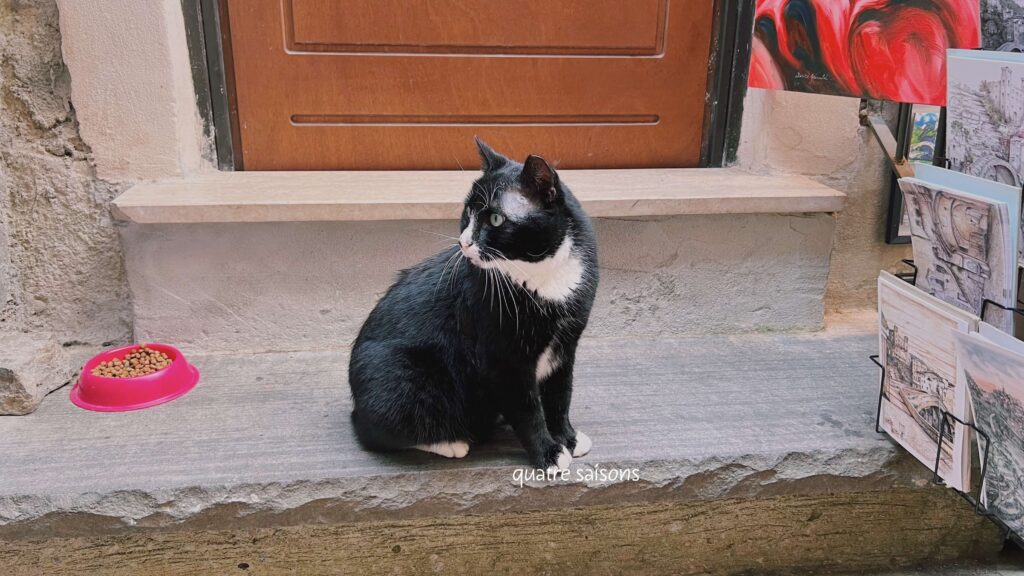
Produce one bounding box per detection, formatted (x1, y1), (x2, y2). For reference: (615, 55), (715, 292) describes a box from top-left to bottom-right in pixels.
(703, 0), (756, 167)
(182, 0), (243, 170)
(182, 0), (755, 171)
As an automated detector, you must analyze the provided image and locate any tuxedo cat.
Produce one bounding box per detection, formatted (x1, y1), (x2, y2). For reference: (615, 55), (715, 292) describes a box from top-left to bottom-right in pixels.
(348, 139), (598, 471)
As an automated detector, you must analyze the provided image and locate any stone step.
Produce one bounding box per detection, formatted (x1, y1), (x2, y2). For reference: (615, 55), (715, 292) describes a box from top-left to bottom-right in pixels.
(112, 168), (846, 224)
(0, 323), (1005, 575)
(115, 168), (843, 353)
(122, 213), (838, 354)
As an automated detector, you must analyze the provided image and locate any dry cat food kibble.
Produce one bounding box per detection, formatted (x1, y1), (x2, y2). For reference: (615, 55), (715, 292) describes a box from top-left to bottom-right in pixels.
(91, 345), (172, 378)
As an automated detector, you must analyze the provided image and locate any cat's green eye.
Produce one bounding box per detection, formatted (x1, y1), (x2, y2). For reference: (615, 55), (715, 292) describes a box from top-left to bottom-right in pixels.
(489, 213), (505, 227)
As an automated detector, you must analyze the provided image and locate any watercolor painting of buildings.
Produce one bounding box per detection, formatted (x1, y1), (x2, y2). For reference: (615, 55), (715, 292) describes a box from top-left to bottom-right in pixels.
(878, 272), (975, 491)
(957, 330), (1024, 535)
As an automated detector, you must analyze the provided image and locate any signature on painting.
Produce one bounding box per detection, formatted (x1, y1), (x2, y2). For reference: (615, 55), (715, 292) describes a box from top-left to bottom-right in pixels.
(795, 72), (832, 81)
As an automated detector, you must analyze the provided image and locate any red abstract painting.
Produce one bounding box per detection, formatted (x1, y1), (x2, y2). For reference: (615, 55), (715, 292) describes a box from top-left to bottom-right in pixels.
(749, 0), (980, 105)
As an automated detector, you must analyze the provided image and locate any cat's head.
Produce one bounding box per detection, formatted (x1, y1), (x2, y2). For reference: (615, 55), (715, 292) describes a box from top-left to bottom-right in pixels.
(458, 139), (571, 268)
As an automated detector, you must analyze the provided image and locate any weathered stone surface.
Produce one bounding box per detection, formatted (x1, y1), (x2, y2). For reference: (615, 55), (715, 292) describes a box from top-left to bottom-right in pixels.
(0, 328), (992, 539)
(736, 91), (913, 314)
(0, 0), (130, 345)
(121, 213), (835, 354)
(0, 490), (1004, 576)
(865, 561), (1024, 576)
(0, 332), (74, 415)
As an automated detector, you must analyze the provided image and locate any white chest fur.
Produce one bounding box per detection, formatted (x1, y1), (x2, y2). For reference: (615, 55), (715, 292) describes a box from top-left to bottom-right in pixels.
(536, 343), (560, 382)
(482, 237), (585, 302)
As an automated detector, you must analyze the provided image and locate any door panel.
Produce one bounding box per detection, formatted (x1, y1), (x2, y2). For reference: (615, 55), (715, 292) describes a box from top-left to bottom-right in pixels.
(226, 0), (715, 170)
(289, 0), (665, 54)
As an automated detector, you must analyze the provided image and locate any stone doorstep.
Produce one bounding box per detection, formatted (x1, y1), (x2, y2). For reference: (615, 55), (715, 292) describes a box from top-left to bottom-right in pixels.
(111, 168), (846, 224)
(0, 491), (1005, 576)
(0, 323), (999, 548)
(0, 326), (1009, 573)
(121, 212), (838, 354)
(115, 168), (846, 355)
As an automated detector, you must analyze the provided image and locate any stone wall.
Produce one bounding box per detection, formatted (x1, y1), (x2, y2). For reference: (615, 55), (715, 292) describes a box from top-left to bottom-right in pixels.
(737, 89), (912, 313)
(0, 202), (15, 326)
(0, 0), (129, 346)
(0, 0), (130, 413)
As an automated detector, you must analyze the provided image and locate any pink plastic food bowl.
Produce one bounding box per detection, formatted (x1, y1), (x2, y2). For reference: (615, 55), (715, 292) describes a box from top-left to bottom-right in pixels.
(70, 343), (199, 412)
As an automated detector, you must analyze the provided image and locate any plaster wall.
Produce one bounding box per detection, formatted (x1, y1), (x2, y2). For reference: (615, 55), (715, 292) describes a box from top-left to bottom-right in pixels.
(122, 214), (834, 354)
(736, 89), (911, 313)
(55, 0), (208, 181)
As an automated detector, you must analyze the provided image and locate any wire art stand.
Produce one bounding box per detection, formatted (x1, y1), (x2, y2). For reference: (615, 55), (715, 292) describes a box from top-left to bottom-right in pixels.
(869, 260), (1024, 547)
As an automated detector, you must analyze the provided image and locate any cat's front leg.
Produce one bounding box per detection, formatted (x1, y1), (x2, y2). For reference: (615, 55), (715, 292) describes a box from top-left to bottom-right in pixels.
(540, 347), (591, 458)
(499, 371), (572, 472)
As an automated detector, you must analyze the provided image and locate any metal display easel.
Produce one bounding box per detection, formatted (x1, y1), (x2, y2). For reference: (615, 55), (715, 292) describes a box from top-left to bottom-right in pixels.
(870, 261), (1024, 547)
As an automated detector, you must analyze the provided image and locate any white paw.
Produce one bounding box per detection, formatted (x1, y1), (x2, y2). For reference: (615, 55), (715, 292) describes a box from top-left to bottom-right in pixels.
(572, 432), (592, 457)
(414, 441), (470, 459)
(545, 446), (572, 474)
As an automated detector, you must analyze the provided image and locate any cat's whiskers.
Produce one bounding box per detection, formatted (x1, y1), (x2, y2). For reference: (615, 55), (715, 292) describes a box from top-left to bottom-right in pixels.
(485, 247), (545, 312)
(449, 256), (464, 295)
(471, 182), (489, 207)
(486, 266), (497, 313)
(475, 180), (495, 207)
(419, 229), (461, 242)
(491, 267), (509, 328)
(434, 250), (457, 296)
(485, 252), (521, 336)
(433, 246), (462, 297)
(492, 268), (505, 327)
(504, 271), (521, 336)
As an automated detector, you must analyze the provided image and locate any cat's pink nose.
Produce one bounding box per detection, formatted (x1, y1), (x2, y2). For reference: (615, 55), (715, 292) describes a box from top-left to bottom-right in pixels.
(460, 240), (473, 249)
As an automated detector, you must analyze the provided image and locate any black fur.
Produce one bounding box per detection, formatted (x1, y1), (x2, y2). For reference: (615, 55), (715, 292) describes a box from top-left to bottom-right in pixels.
(348, 140), (599, 469)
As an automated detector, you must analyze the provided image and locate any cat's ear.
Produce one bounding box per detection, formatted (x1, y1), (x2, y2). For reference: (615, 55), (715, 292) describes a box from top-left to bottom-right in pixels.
(520, 154), (560, 204)
(475, 137), (509, 173)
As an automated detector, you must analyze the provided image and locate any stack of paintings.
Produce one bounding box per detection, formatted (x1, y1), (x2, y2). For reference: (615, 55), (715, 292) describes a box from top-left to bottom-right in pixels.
(897, 164), (1020, 333)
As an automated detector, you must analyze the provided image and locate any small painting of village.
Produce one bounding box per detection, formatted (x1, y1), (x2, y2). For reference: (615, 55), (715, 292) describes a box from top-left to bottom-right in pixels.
(878, 276), (971, 490)
(947, 54), (1024, 187)
(909, 105), (940, 163)
(958, 332), (1024, 535)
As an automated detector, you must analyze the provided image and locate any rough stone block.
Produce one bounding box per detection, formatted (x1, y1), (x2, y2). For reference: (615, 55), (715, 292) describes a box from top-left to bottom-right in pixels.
(120, 213), (835, 354)
(0, 333), (75, 415)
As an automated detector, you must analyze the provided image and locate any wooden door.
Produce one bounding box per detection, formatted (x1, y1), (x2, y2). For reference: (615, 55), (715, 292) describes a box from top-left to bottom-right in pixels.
(224, 0), (716, 170)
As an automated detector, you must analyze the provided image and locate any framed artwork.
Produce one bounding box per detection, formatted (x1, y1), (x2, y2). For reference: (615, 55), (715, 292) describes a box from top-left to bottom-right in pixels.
(886, 105), (945, 244)
(886, 172), (911, 245)
(908, 105), (941, 163)
(749, 0), (980, 105)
